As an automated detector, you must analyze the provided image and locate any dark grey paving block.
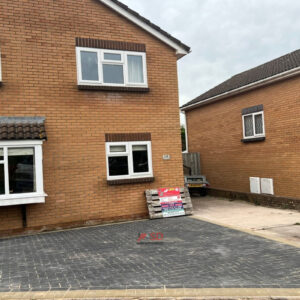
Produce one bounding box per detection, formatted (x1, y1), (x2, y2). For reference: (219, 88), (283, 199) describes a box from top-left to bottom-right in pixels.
(0, 217), (299, 292)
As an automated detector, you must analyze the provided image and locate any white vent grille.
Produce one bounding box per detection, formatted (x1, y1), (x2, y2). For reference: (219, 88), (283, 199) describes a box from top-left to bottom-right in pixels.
(261, 178), (274, 195)
(250, 177), (260, 194)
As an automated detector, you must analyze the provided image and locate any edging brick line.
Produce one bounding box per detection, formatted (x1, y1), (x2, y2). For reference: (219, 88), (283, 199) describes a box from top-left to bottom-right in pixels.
(207, 188), (300, 211)
(0, 288), (300, 299)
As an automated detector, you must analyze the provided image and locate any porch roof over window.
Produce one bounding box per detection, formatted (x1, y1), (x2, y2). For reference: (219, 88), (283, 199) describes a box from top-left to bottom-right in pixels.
(0, 117), (47, 140)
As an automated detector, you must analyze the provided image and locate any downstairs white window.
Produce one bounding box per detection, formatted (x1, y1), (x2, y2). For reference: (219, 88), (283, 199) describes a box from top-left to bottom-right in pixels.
(76, 47), (148, 87)
(106, 141), (153, 180)
(0, 141), (46, 206)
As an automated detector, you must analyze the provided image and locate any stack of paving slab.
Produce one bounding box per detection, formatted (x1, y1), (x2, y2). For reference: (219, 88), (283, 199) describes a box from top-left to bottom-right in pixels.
(145, 187), (193, 219)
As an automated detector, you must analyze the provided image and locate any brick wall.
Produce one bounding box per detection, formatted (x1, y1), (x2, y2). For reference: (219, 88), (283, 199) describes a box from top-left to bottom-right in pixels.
(185, 76), (300, 199)
(0, 0), (184, 234)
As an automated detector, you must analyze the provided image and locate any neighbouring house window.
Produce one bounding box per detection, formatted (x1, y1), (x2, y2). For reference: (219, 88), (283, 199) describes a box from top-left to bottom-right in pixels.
(242, 111), (265, 139)
(76, 47), (148, 87)
(0, 141), (46, 206)
(106, 141), (152, 180)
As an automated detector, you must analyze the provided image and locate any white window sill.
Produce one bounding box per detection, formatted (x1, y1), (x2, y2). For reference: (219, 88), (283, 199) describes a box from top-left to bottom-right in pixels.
(107, 173), (153, 180)
(0, 193), (47, 207)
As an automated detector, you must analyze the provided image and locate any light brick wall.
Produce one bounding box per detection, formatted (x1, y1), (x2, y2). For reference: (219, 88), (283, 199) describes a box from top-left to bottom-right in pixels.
(0, 0), (184, 233)
(186, 76), (300, 199)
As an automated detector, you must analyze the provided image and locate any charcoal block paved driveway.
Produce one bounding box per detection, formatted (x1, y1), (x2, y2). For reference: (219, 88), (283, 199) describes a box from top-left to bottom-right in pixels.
(0, 217), (299, 292)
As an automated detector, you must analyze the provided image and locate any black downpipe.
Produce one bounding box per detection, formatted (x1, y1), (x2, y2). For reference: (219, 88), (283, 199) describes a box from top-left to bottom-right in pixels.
(21, 205), (27, 228)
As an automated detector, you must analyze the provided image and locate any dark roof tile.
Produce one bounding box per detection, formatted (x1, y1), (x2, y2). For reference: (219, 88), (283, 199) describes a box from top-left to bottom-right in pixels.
(0, 117), (47, 140)
(182, 49), (300, 109)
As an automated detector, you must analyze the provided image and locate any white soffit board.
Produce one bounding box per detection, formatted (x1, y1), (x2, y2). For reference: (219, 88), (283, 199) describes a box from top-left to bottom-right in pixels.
(250, 177), (261, 194)
(98, 0), (189, 56)
(261, 178), (274, 195)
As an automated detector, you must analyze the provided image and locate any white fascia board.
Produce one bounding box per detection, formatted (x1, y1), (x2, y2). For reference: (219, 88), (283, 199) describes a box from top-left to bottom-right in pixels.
(181, 66), (300, 112)
(98, 0), (189, 57)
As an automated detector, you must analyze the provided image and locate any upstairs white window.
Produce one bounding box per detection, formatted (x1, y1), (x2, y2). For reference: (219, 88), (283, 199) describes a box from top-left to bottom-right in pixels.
(106, 141), (152, 180)
(76, 47), (148, 87)
(242, 111), (265, 139)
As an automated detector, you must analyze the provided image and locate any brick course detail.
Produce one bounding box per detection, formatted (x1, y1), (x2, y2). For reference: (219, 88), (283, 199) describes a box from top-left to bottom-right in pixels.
(78, 85), (150, 92)
(105, 133), (151, 142)
(75, 37), (146, 52)
(0, 0), (184, 235)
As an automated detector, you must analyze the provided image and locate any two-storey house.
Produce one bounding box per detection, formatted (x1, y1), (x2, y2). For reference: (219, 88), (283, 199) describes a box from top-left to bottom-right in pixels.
(0, 0), (190, 235)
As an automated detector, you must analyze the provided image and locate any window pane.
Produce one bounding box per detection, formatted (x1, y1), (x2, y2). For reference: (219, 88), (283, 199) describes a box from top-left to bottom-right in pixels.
(108, 156), (128, 176)
(128, 55), (144, 83)
(132, 145), (147, 151)
(81, 51), (99, 81)
(104, 53), (121, 61)
(255, 114), (264, 134)
(0, 148), (3, 160)
(110, 145), (126, 153)
(8, 148), (35, 194)
(0, 164), (4, 195)
(132, 145), (149, 173)
(103, 64), (124, 84)
(244, 115), (254, 137)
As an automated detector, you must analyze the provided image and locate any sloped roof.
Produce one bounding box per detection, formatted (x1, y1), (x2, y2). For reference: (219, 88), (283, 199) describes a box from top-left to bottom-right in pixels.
(182, 49), (300, 110)
(99, 0), (190, 57)
(0, 117), (47, 140)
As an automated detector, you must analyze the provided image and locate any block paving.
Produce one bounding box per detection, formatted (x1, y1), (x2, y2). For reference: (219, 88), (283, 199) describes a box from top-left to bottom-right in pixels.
(0, 217), (299, 292)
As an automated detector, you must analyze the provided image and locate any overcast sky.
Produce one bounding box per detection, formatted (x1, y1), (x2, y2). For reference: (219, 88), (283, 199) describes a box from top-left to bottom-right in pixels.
(120, 0), (300, 115)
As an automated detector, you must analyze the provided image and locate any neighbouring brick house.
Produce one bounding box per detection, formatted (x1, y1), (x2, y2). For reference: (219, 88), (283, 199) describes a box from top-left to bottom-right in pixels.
(181, 50), (300, 203)
(0, 0), (190, 235)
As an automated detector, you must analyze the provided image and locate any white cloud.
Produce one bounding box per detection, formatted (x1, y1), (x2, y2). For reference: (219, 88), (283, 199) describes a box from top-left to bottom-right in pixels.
(120, 0), (300, 116)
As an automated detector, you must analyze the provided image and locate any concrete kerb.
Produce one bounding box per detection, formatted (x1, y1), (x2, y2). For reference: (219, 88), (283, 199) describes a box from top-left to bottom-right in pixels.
(0, 288), (300, 299)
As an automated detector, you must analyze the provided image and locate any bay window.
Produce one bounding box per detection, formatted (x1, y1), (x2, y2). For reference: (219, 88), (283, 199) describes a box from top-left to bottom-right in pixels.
(76, 47), (148, 87)
(106, 141), (152, 180)
(0, 141), (46, 206)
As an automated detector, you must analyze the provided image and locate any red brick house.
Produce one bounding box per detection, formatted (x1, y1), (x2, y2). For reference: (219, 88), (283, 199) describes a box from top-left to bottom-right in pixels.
(181, 50), (300, 204)
(0, 0), (190, 235)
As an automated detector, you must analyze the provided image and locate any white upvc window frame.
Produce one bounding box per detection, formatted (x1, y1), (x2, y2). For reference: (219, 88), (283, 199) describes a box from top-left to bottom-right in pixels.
(106, 141), (153, 180)
(242, 111), (265, 139)
(101, 49), (126, 87)
(76, 47), (148, 88)
(0, 140), (47, 207)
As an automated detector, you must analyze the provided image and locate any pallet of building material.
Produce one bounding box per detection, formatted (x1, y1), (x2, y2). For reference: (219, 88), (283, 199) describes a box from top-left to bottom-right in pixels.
(145, 187), (193, 219)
